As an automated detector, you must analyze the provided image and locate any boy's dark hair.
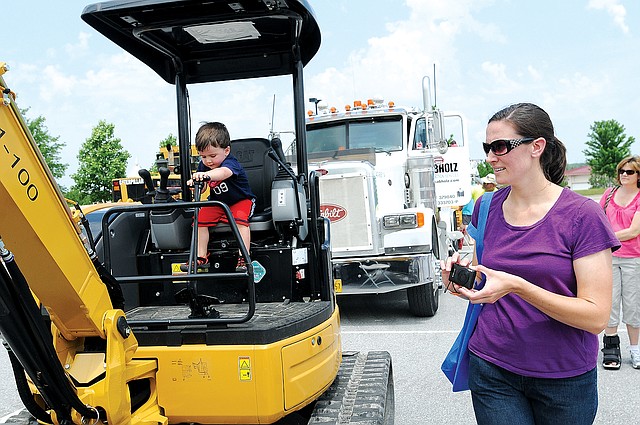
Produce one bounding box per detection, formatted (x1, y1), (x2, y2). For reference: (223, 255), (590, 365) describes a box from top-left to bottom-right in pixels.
(488, 103), (567, 186)
(195, 122), (231, 151)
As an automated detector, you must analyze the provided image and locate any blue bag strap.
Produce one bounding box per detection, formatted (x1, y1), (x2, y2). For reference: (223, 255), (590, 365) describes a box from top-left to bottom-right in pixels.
(465, 191), (494, 263)
(441, 191), (494, 392)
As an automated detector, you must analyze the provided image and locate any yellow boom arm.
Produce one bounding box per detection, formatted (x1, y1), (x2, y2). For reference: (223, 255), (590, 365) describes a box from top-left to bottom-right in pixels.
(0, 64), (113, 339)
(0, 63), (164, 424)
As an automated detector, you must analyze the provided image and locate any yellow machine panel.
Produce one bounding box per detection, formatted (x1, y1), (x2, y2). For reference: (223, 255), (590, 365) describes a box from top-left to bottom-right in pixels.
(282, 323), (340, 410)
(140, 308), (340, 424)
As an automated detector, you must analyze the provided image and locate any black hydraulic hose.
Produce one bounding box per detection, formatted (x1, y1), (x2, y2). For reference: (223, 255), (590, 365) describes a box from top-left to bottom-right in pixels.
(93, 258), (125, 311)
(0, 242), (98, 421)
(4, 344), (52, 423)
(0, 258), (62, 420)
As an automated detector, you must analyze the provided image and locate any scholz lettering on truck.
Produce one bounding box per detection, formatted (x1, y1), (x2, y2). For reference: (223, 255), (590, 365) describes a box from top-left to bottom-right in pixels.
(435, 163), (458, 173)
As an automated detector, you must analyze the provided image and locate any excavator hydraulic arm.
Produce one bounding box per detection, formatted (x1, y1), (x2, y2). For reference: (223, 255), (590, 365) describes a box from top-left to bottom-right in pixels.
(0, 64), (113, 339)
(0, 63), (163, 424)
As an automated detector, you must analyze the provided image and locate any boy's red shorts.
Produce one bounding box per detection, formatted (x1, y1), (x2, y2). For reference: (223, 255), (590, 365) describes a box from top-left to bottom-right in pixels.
(197, 199), (255, 228)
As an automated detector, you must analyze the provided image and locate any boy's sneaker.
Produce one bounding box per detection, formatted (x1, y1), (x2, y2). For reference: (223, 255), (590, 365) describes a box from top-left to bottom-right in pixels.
(235, 257), (247, 273)
(180, 256), (210, 272)
(631, 350), (640, 369)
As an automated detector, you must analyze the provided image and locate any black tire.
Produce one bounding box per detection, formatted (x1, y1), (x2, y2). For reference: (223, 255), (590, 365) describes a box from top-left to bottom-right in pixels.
(406, 219), (442, 317)
(407, 282), (439, 317)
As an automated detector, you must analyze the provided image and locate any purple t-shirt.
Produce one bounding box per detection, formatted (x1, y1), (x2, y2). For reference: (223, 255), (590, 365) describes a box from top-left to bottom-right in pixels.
(469, 186), (619, 378)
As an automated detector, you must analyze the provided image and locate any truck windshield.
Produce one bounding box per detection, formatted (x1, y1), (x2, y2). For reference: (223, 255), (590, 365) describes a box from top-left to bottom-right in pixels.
(307, 116), (403, 153)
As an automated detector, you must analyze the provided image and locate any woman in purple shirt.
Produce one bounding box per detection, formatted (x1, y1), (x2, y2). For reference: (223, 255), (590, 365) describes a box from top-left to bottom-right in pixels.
(442, 103), (619, 425)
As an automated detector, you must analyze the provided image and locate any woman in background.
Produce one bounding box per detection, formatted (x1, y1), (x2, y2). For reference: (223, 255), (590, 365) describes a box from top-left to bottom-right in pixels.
(599, 156), (640, 370)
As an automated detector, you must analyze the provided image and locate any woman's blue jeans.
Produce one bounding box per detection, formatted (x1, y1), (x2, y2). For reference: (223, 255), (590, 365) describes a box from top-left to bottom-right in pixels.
(468, 352), (598, 425)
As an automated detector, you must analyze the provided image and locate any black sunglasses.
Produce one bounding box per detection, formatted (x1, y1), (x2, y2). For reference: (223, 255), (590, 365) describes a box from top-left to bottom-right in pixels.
(483, 137), (535, 156)
(618, 169), (638, 176)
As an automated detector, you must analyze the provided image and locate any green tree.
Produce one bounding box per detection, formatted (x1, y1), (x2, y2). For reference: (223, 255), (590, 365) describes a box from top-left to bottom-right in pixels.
(71, 120), (130, 203)
(150, 133), (178, 171)
(21, 108), (68, 180)
(159, 133), (177, 149)
(583, 119), (635, 188)
(476, 161), (493, 178)
(64, 186), (92, 206)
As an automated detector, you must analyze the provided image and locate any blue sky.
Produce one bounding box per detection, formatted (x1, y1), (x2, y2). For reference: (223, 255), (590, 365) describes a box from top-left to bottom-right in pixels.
(4, 0), (639, 187)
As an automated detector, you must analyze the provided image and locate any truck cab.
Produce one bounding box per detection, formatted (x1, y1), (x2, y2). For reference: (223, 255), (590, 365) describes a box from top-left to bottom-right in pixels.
(305, 79), (471, 316)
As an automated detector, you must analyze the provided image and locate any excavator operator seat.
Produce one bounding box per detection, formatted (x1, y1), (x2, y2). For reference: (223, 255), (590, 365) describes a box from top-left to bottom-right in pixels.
(213, 137), (278, 233)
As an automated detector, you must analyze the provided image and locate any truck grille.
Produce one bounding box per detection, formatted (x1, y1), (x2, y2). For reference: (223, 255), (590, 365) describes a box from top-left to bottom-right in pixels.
(319, 174), (374, 255)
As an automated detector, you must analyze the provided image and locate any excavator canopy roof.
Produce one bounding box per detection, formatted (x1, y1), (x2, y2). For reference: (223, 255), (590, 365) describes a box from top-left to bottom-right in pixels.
(81, 0), (321, 84)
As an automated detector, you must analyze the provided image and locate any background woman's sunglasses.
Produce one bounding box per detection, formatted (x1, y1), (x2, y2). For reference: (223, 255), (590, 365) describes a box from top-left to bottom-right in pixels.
(618, 169), (638, 176)
(483, 137), (535, 156)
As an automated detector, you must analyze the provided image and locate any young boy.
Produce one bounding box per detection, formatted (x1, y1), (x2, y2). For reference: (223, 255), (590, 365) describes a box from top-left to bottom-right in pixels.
(181, 122), (255, 272)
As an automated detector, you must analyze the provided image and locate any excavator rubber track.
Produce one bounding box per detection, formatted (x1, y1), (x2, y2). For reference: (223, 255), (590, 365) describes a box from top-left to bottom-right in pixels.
(310, 351), (394, 424)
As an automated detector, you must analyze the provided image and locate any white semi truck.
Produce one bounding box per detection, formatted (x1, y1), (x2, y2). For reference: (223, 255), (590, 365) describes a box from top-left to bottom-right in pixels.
(304, 77), (472, 316)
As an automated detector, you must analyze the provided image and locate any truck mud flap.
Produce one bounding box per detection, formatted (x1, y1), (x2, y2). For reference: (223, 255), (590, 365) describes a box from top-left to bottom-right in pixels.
(310, 351), (394, 424)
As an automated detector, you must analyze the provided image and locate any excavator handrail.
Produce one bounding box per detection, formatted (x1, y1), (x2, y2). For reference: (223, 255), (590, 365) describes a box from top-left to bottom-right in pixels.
(101, 200), (256, 325)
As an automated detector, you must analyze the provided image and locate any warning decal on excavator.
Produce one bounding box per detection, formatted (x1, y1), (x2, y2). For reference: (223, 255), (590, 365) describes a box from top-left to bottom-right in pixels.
(334, 278), (343, 293)
(169, 358), (211, 381)
(252, 261), (266, 283)
(238, 356), (252, 381)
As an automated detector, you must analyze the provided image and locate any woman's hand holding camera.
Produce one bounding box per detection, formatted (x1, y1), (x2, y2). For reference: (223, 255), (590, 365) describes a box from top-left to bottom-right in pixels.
(463, 265), (523, 304)
(440, 253), (476, 296)
(440, 253), (523, 303)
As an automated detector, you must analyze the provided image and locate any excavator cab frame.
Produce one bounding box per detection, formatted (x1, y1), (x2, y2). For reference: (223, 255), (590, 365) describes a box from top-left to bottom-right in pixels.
(0, 1), (393, 424)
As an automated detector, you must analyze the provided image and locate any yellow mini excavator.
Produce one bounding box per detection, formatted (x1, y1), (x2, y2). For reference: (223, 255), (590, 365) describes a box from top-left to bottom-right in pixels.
(0, 1), (393, 424)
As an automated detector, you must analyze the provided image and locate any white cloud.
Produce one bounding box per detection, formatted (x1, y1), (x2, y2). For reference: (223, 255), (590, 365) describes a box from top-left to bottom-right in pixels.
(65, 32), (91, 58)
(307, 0), (502, 111)
(40, 65), (77, 101)
(587, 0), (629, 33)
(544, 72), (607, 107)
(527, 65), (543, 82)
(479, 61), (521, 94)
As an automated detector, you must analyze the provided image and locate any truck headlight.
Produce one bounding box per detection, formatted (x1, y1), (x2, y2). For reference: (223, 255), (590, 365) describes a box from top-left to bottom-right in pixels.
(383, 212), (424, 229)
(383, 215), (400, 227)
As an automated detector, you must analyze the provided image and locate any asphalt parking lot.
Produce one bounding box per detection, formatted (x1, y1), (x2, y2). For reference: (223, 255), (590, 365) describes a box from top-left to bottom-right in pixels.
(2, 238), (638, 424)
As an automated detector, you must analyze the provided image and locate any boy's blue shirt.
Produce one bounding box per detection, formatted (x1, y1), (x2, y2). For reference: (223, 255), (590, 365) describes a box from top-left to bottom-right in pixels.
(196, 154), (255, 205)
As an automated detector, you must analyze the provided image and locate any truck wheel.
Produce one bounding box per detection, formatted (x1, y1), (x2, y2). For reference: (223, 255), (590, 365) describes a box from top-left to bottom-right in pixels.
(407, 282), (439, 317)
